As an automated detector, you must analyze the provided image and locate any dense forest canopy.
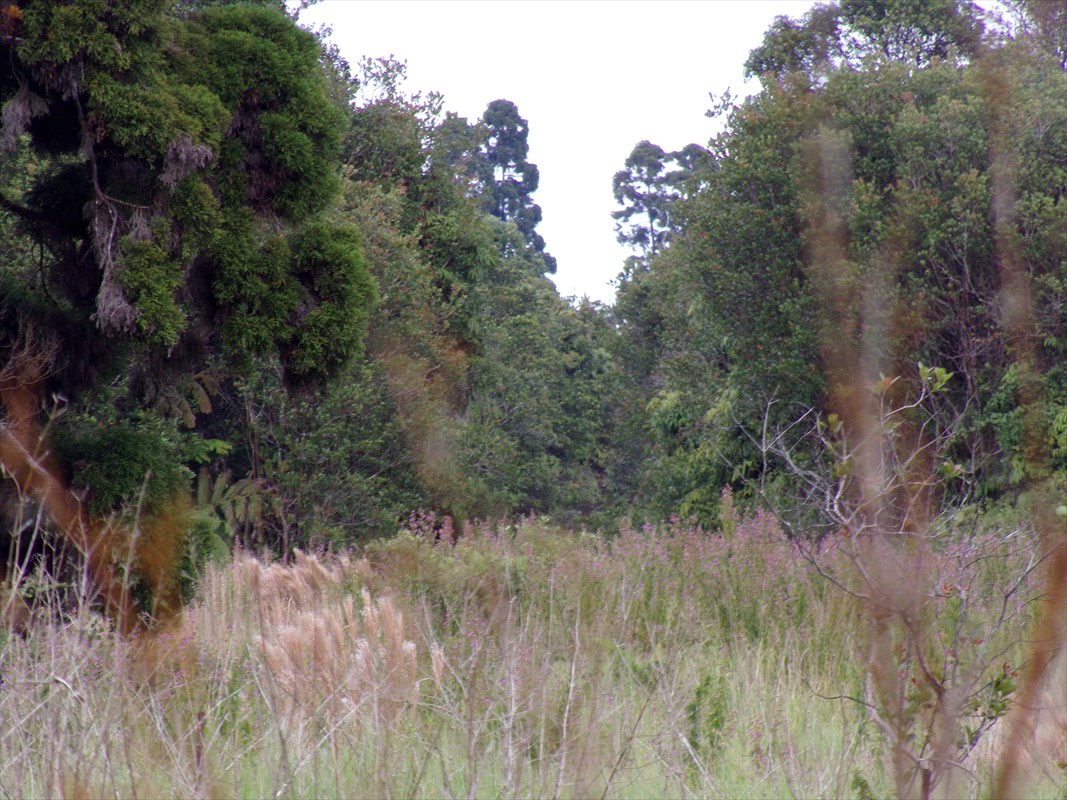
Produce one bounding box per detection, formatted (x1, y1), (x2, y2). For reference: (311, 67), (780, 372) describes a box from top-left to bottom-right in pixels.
(0, 0), (1064, 623)
(611, 0), (1066, 527)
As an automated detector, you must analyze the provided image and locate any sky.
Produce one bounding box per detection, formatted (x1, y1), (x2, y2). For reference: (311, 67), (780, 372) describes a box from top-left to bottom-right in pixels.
(299, 0), (815, 304)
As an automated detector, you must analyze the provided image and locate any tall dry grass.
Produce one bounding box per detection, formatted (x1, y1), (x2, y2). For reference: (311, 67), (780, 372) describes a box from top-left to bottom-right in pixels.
(1, 512), (1060, 799)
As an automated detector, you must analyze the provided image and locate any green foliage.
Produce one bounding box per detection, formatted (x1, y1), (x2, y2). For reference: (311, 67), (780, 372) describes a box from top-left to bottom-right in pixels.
(84, 73), (228, 164)
(840, 0), (984, 64)
(212, 210), (298, 359)
(52, 412), (194, 516)
(347, 98), (426, 187)
(0, 2), (370, 590)
(474, 99), (554, 271)
(4, 0), (1058, 582)
(418, 207), (498, 288)
(16, 0), (164, 70)
(745, 0), (984, 81)
(269, 357), (428, 541)
(611, 139), (710, 267)
(3, 0), (352, 376)
(686, 670), (729, 759)
(460, 220), (612, 523)
(168, 176), (220, 257)
(117, 237), (186, 346)
(745, 4), (843, 81)
(852, 772), (882, 800)
(614, 2), (1066, 522)
(179, 510), (231, 603)
(285, 221), (378, 383)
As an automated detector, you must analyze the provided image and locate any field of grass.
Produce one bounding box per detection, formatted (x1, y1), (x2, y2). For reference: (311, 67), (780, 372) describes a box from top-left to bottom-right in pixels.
(1, 507), (1064, 799)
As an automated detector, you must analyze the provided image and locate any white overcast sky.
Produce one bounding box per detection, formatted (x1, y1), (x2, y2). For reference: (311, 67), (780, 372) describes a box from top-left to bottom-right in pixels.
(299, 0), (815, 304)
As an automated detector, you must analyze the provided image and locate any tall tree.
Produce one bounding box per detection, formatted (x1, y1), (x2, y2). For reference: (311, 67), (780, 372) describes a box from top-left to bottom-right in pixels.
(0, 0), (376, 621)
(840, 0), (984, 64)
(1, 1), (376, 390)
(476, 99), (556, 273)
(745, 0), (985, 81)
(611, 140), (713, 272)
(612, 141), (674, 267)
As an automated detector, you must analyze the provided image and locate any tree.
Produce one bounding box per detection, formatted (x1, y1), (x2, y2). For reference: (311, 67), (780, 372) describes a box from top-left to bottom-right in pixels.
(607, 10), (1064, 793)
(475, 99), (556, 273)
(611, 140), (713, 272)
(1, 1), (375, 388)
(458, 218), (613, 524)
(618, 0), (1065, 525)
(0, 0), (376, 625)
(346, 56), (442, 190)
(996, 0), (1067, 68)
(840, 0), (984, 64)
(743, 4), (844, 82)
(745, 0), (985, 83)
(612, 141), (674, 267)
(336, 74), (614, 528)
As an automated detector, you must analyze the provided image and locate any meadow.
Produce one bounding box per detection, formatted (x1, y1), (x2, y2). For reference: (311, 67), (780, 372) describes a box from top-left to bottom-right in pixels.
(2, 503), (1063, 799)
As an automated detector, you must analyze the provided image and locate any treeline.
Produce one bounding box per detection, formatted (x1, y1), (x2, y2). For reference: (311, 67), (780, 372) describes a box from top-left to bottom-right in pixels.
(1, 0), (1064, 600)
(0, 0), (619, 576)
(610, 0), (1066, 530)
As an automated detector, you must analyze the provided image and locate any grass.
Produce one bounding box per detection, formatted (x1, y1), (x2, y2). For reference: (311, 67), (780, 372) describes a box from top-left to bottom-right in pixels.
(1, 510), (1064, 799)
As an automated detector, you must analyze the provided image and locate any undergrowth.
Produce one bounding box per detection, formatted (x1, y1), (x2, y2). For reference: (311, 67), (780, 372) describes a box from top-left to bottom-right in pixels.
(0, 511), (1063, 799)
